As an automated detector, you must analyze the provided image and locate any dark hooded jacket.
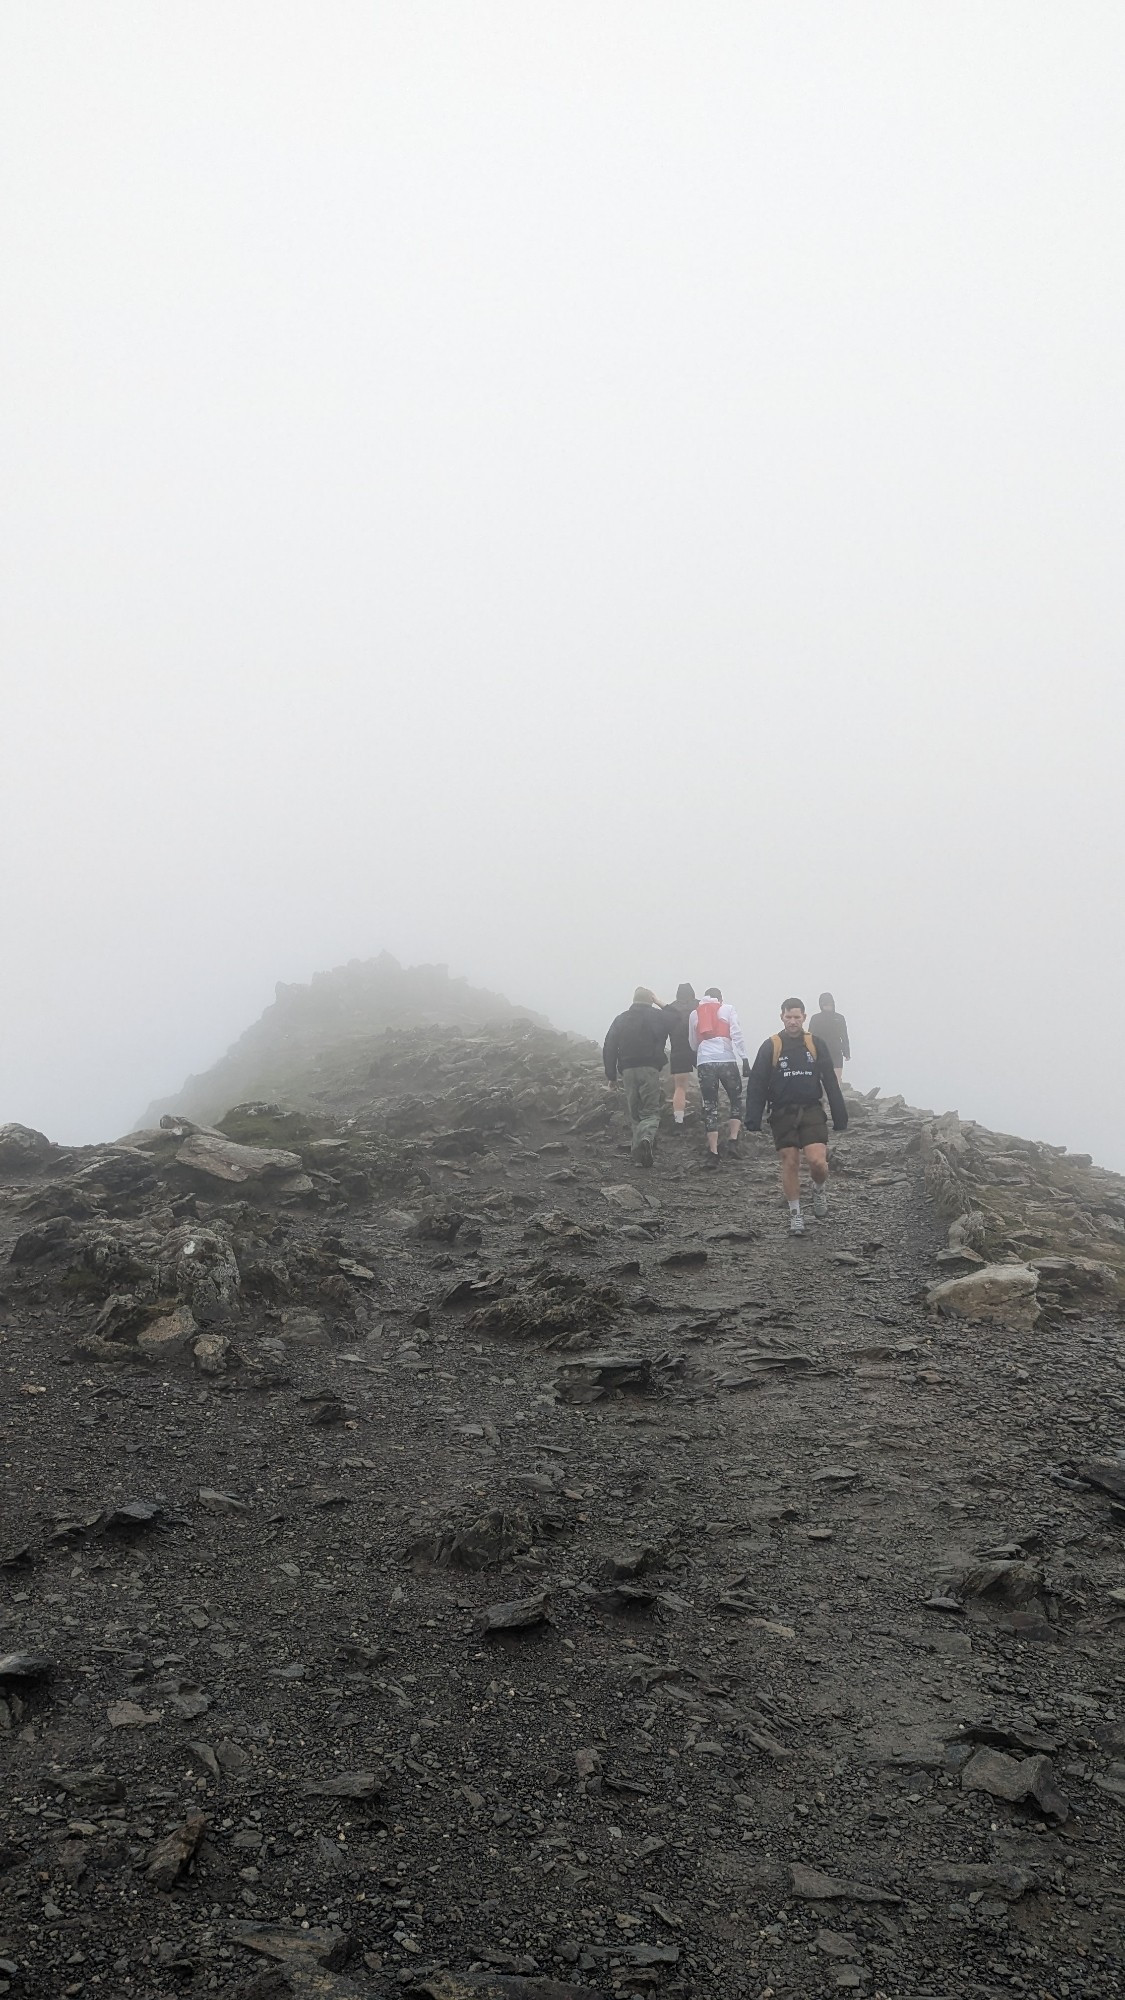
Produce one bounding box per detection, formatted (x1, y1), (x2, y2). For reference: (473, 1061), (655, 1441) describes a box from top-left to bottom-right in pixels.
(663, 984), (697, 1073)
(603, 1004), (670, 1080)
(808, 1005), (850, 1067)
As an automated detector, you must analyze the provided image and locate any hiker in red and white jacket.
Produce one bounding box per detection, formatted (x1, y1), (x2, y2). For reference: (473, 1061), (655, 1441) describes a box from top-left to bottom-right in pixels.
(688, 987), (750, 1170)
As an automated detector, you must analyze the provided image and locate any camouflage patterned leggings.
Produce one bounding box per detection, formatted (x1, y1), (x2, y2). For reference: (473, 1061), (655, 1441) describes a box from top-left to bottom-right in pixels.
(698, 1061), (743, 1132)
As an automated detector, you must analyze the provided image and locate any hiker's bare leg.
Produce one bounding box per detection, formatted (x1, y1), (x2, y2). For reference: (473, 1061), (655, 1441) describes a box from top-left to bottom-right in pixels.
(672, 1074), (688, 1120)
(834, 1066), (843, 1084)
(778, 1146), (800, 1201)
(804, 1142), (829, 1187)
(729, 1118), (741, 1141)
(707, 1129), (719, 1156)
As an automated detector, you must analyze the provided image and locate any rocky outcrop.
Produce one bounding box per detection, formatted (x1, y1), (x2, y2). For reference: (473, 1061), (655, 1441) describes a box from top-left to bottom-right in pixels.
(0, 1123), (55, 1173)
(143, 952), (549, 1127)
(917, 1110), (1125, 1306)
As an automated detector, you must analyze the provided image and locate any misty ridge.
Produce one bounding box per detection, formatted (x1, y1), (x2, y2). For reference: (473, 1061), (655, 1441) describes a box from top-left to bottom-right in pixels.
(1, 5), (1123, 1174)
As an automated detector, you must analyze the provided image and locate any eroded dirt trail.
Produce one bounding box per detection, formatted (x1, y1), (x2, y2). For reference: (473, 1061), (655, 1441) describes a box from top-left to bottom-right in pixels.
(1, 1031), (1123, 2000)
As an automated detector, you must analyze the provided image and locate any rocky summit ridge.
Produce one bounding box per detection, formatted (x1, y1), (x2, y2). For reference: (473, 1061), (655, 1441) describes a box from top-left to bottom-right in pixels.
(142, 954), (550, 1131)
(1, 997), (1124, 2000)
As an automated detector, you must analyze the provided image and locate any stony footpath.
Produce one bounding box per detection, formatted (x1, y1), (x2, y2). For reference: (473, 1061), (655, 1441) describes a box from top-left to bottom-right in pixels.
(0, 1023), (1123, 2000)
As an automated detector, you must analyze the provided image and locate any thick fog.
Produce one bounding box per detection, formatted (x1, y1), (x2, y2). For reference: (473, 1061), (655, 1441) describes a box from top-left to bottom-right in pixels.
(2, 5), (1123, 1166)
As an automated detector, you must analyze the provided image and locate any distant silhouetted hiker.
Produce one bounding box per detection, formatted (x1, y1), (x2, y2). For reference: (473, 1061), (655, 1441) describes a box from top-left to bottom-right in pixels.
(663, 983), (697, 1127)
(602, 987), (669, 1169)
(688, 987), (749, 1170)
(745, 996), (848, 1231)
(808, 991), (850, 1083)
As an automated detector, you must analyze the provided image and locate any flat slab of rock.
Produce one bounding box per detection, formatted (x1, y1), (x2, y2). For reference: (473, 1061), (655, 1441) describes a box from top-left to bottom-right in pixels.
(300, 1770), (381, 1799)
(929, 1859), (1038, 1900)
(408, 1978), (609, 2000)
(1079, 1460), (1125, 1502)
(1032, 1255), (1116, 1294)
(198, 1487), (251, 1514)
(229, 1921), (349, 1970)
(790, 1861), (901, 1904)
(479, 1590), (550, 1634)
(107, 1699), (162, 1728)
(176, 1132), (303, 1183)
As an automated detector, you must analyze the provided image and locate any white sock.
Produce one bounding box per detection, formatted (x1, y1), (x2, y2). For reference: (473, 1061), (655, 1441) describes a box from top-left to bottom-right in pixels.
(674, 1112), (684, 1124)
(788, 1198), (800, 1214)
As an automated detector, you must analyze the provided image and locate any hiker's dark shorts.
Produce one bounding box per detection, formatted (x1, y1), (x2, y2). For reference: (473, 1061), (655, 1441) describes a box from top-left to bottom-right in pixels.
(769, 1102), (829, 1151)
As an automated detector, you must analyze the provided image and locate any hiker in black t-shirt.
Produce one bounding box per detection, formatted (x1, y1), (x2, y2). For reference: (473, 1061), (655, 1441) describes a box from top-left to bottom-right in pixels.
(808, 992), (850, 1083)
(745, 996), (848, 1234)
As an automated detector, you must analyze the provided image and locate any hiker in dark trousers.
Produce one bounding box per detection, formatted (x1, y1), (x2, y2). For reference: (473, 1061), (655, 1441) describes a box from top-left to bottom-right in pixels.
(745, 996), (848, 1233)
(808, 992), (851, 1083)
(602, 987), (669, 1168)
(663, 983), (697, 1127)
(689, 987), (749, 1170)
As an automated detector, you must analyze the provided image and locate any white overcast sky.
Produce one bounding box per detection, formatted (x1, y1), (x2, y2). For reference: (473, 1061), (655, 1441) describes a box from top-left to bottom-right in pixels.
(2, 4), (1124, 1165)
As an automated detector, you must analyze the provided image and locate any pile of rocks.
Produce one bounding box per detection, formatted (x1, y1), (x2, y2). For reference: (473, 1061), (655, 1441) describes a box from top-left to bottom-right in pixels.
(917, 1109), (1125, 1324)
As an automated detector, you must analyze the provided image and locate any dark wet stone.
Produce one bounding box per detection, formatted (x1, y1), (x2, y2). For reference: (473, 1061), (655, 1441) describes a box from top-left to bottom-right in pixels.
(229, 1920), (350, 1971)
(145, 1811), (206, 1888)
(929, 1859), (1039, 1900)
(410, 1508), (533, 1575)
(0, 1650), (53, 1681)
(1079, 1459), (1125, 1502)
(961, 1748), (1069, 1818)
(103, 1499), (164, 1531)
(198, 1487), (251, 1514)
(789, 1862), (901, 1903)
(479, 1590), (550, 1634)
(408, 1976), (608, 2000)
(56, 1765), (126, 1804)
(301, 1771), (381, 1799)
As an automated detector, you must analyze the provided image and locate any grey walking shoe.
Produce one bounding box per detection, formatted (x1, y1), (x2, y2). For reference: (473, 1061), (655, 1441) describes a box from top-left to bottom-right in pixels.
(789, 1210), (805, 1236)
(812, 1188), (828, 1219)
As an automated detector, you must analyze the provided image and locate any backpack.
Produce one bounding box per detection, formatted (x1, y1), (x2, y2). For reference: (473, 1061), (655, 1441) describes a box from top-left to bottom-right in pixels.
(696, 997), (727, 1040)
(771, 1032), (818, 1066)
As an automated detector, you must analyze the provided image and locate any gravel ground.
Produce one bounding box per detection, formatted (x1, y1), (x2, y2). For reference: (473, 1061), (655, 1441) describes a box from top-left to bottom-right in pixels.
(1, 1026), (1123, 2000)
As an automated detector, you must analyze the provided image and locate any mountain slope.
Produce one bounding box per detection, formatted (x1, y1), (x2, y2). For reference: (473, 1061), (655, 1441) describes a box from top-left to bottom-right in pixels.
(1, 1011), (1123, 1997)
(143, 952), (549, 1128)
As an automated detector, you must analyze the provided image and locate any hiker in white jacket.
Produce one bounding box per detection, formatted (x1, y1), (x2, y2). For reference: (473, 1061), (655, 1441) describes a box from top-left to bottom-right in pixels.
(688, 987), (750, 1169)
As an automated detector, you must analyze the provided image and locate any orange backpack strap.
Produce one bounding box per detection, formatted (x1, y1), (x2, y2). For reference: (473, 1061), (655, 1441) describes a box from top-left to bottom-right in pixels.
(805, 1033), (817, 1060)
(770, 1034), (782, 1066)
